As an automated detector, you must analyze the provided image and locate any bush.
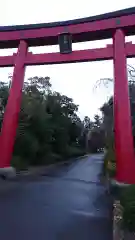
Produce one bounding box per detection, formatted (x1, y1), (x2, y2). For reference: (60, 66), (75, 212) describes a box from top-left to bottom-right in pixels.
(120, 185), (135, 232)
(65, 146), (86, 159)
(11, 156), (28, 171)
(103, 146), (116, 178)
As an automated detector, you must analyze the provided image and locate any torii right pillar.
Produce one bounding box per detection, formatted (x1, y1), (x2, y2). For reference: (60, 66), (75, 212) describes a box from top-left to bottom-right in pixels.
(113, 29), (135, 184)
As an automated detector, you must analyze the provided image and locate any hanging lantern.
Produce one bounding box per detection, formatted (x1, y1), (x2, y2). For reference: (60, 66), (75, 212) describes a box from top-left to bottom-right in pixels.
(58, 32), (72, 54)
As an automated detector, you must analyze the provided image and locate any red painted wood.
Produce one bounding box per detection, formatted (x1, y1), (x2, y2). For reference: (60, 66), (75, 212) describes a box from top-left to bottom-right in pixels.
(0, 14), (135, 48)
(25, 46), (113, 65)
(1, 42), (135, 67)
(113, 29), (135, 184)
(125, 42), (135, 58)
(0, 47), (113, 67)
(0, 54), (16, 67)
(0, 41), (27, 168)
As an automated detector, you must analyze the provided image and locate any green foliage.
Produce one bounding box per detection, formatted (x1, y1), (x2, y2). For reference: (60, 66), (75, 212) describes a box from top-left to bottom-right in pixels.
(82, 115), (105, 153)
(0, 77), (89, 169)
(120, 185), (135, 232)
(103, 146), (116, 178)
(88, 127), (105, 153)
(11, 156), (28, 171)
(101, 77), (135, 180)
(99, 66), (135, 232)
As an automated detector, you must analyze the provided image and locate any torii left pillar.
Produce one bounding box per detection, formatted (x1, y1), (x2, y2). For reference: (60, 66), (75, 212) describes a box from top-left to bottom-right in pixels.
(0, 40), (27, 177)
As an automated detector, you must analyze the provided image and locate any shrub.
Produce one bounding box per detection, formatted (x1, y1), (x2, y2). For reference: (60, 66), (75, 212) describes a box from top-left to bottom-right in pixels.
(66, 146), (86, 159)
(103, 146), (116, 178)
(120, 185), (135, 232)
(11, 156), (28, 171)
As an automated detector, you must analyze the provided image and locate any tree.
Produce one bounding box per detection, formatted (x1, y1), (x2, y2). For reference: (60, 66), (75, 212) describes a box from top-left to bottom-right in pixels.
(98, 64), (135, 148)
(0, 76), (88, 170)
(93, 115), (102, 128)
(79, 114), (105, 153)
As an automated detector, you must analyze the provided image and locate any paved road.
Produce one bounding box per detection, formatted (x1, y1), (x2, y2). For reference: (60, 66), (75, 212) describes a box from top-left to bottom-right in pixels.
(0, 154), (113, 240)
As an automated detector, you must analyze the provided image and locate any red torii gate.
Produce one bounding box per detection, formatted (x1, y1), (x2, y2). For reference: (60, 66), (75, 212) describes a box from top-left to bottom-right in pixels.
(0, 7), (135, 183)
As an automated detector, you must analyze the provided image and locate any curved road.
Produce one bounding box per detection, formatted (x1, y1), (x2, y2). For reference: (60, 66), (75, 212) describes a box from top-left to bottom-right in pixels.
(0, 154), (113, 240)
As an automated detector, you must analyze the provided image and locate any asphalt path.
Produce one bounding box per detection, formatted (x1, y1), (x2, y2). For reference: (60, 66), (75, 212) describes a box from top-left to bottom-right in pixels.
(0, 154), (113, 240)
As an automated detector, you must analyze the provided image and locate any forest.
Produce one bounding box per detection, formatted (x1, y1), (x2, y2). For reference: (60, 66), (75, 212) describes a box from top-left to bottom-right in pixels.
(0, 76), (105, 170)
(0, 65), (135, 171)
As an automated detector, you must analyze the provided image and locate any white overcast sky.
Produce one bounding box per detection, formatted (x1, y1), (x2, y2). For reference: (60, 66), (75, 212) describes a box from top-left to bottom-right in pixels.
(0, 0), (135, 119)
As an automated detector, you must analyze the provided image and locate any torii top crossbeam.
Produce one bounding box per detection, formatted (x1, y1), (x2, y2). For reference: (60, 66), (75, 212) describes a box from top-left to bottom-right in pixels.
(0, 7), (135, 48)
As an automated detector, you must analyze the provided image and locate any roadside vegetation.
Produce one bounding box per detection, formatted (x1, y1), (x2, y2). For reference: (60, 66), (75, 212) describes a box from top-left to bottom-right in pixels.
(101, 65), (135, 234)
